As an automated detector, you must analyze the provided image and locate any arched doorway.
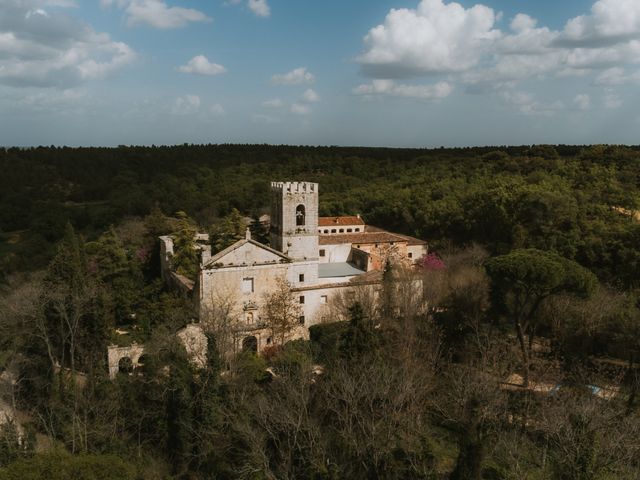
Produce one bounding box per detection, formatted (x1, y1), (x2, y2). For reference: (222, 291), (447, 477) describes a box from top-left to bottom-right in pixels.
(136, 354), (149, 374)
(118, 357), (133, 375)
(242, 336), (258, 353)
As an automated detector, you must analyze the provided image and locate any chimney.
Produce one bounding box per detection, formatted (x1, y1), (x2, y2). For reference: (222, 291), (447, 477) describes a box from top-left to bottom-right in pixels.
(245, 228), (251, 240)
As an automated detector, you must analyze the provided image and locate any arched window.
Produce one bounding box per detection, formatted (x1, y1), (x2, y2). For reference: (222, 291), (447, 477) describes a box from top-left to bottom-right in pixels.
(296, 204), (305, 226)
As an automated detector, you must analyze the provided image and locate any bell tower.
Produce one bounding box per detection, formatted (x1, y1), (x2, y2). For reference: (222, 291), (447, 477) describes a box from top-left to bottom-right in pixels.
(270, 181), (319, 260)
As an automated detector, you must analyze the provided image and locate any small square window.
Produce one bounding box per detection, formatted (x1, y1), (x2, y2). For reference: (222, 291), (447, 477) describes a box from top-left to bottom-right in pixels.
(324, 229), (329, 234)
(355, 228), (360, 232)
(339, 228), (344, 233)
(319, 249), (326, 257)
(320, 295), (328, 304)
(242, 277), (254, 294)
(331, 229), (336, 233)
(347, 228), (352, 233)
(299, 274), (305, 282)
(408, 252), (413, 259)
(299, 315), (305, 325)
(299, 296), (305, 304)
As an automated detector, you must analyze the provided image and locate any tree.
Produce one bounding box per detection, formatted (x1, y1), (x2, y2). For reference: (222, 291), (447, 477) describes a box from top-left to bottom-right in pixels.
(263, 277), (301, 346)
(486, 249), (597, 386)
(209, 208), (245, 254)
(170, 212), (198, 280)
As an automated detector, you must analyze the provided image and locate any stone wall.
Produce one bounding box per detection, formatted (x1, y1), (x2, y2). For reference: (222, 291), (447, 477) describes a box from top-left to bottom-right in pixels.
(107, 343), (145, 379)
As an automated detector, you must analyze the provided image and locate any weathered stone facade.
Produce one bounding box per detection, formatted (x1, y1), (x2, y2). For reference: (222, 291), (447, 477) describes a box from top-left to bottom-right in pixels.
(160, 180), (428, 354)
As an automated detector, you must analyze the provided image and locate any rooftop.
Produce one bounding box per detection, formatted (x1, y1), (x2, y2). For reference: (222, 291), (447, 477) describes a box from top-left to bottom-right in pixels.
(318, 262), (366, 278)
(319, 231), (409, 246)
(319, 216), (365, 227)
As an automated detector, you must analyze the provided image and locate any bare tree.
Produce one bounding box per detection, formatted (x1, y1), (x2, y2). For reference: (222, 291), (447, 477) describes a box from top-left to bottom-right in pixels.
(202, 286), (242, 357)
(540, 391), (640, 479)
(263, 277), (302, 346)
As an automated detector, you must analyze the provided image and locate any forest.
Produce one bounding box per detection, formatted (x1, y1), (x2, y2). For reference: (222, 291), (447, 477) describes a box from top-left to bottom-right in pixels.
(0, 144), (639, 479)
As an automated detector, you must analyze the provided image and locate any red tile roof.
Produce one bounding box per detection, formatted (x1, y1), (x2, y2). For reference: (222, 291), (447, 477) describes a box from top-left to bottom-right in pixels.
(318, 216), (365, 227)
(365, 225), (426, 246)
(319, 231), (408, 246)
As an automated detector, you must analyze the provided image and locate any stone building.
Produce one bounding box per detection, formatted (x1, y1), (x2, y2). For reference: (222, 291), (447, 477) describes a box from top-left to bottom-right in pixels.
(160, 181), (427, 353)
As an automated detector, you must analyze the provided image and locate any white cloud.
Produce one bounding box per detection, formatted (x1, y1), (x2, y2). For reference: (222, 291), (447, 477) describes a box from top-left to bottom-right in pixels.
(510, 14), (537, 33)
(210, 103), (225, 115)
(358, 0), (640, 88)
(353, 79), (453, 99)
(594, 67), (640, 85)
(558, 0), (640, 46)
(171, 94), (201, 115)
(302, 88), (320, 103)
(500, 90), (564, 116)
(290, 103), (311, 115)
(358, 0), (501, 77)
(0, 0), (135, 88)
(573, 93), (591, 110)
(102, 0), (211, 29)
(271, 67), (315, 85)
(248, 0), (270, 18)
(604, 89), (622, 109)
(262, 98), (284, 108)
(178, 55), (226, 76)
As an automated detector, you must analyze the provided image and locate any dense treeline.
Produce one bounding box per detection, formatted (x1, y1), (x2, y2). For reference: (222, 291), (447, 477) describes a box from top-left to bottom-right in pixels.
(2, 144), (640, 287)
(1, 144), (640, 478)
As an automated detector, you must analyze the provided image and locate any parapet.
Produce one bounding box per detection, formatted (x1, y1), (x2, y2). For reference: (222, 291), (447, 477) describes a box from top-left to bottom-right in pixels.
(271, 181), (318, 193)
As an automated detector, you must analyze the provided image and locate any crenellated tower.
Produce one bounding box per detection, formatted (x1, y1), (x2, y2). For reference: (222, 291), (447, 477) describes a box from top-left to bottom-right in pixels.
(270, 181), (319, 260)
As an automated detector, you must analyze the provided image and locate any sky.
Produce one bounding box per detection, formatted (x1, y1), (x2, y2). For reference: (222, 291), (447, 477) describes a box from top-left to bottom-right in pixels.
(1, 0), (640, 147)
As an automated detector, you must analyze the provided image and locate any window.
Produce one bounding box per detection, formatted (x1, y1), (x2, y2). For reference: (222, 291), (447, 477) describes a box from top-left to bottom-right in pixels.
(331, 229), (336, 233)
(339, 228), (344, 233)
(296, 204), (306, 226)
(347, 228), (352, 233)
(246, 312), (254, 323)
(408, 252), (413, 259)
(267, 337), (272, 345)
(355, 228), (360, 232)
(324, 229), (329, 234)
(242, 277), (254, 294)
(299, 316), (305, 325)
(319, 249), (326, 257)
(299, 274), (305, 282)
(320, 295), (328, 304)
(299, 296), (305, 304)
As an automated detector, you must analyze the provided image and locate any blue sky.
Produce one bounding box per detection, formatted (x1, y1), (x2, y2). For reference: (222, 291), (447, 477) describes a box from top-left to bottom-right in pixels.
(1, 0), (639, 147)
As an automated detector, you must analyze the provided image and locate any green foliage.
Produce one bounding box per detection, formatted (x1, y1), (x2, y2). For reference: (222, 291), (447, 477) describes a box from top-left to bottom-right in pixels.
(170, 211), (198, 280)
(0, 451), (137, 480)
(309, 321), (348, 363)
(209, 208), (245, 254)
(486, 249), (597, 307)
(340, 302), (380, 360)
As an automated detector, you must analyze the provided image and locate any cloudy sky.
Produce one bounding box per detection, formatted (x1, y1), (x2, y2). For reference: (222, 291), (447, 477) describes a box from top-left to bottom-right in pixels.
(1, 0), (640, 147)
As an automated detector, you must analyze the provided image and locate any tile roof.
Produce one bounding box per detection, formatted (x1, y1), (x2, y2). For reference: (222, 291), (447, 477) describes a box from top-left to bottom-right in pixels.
(365, 225), (427, 246)
(319, 231), (408, 246)
(318, 216), (365, 227)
